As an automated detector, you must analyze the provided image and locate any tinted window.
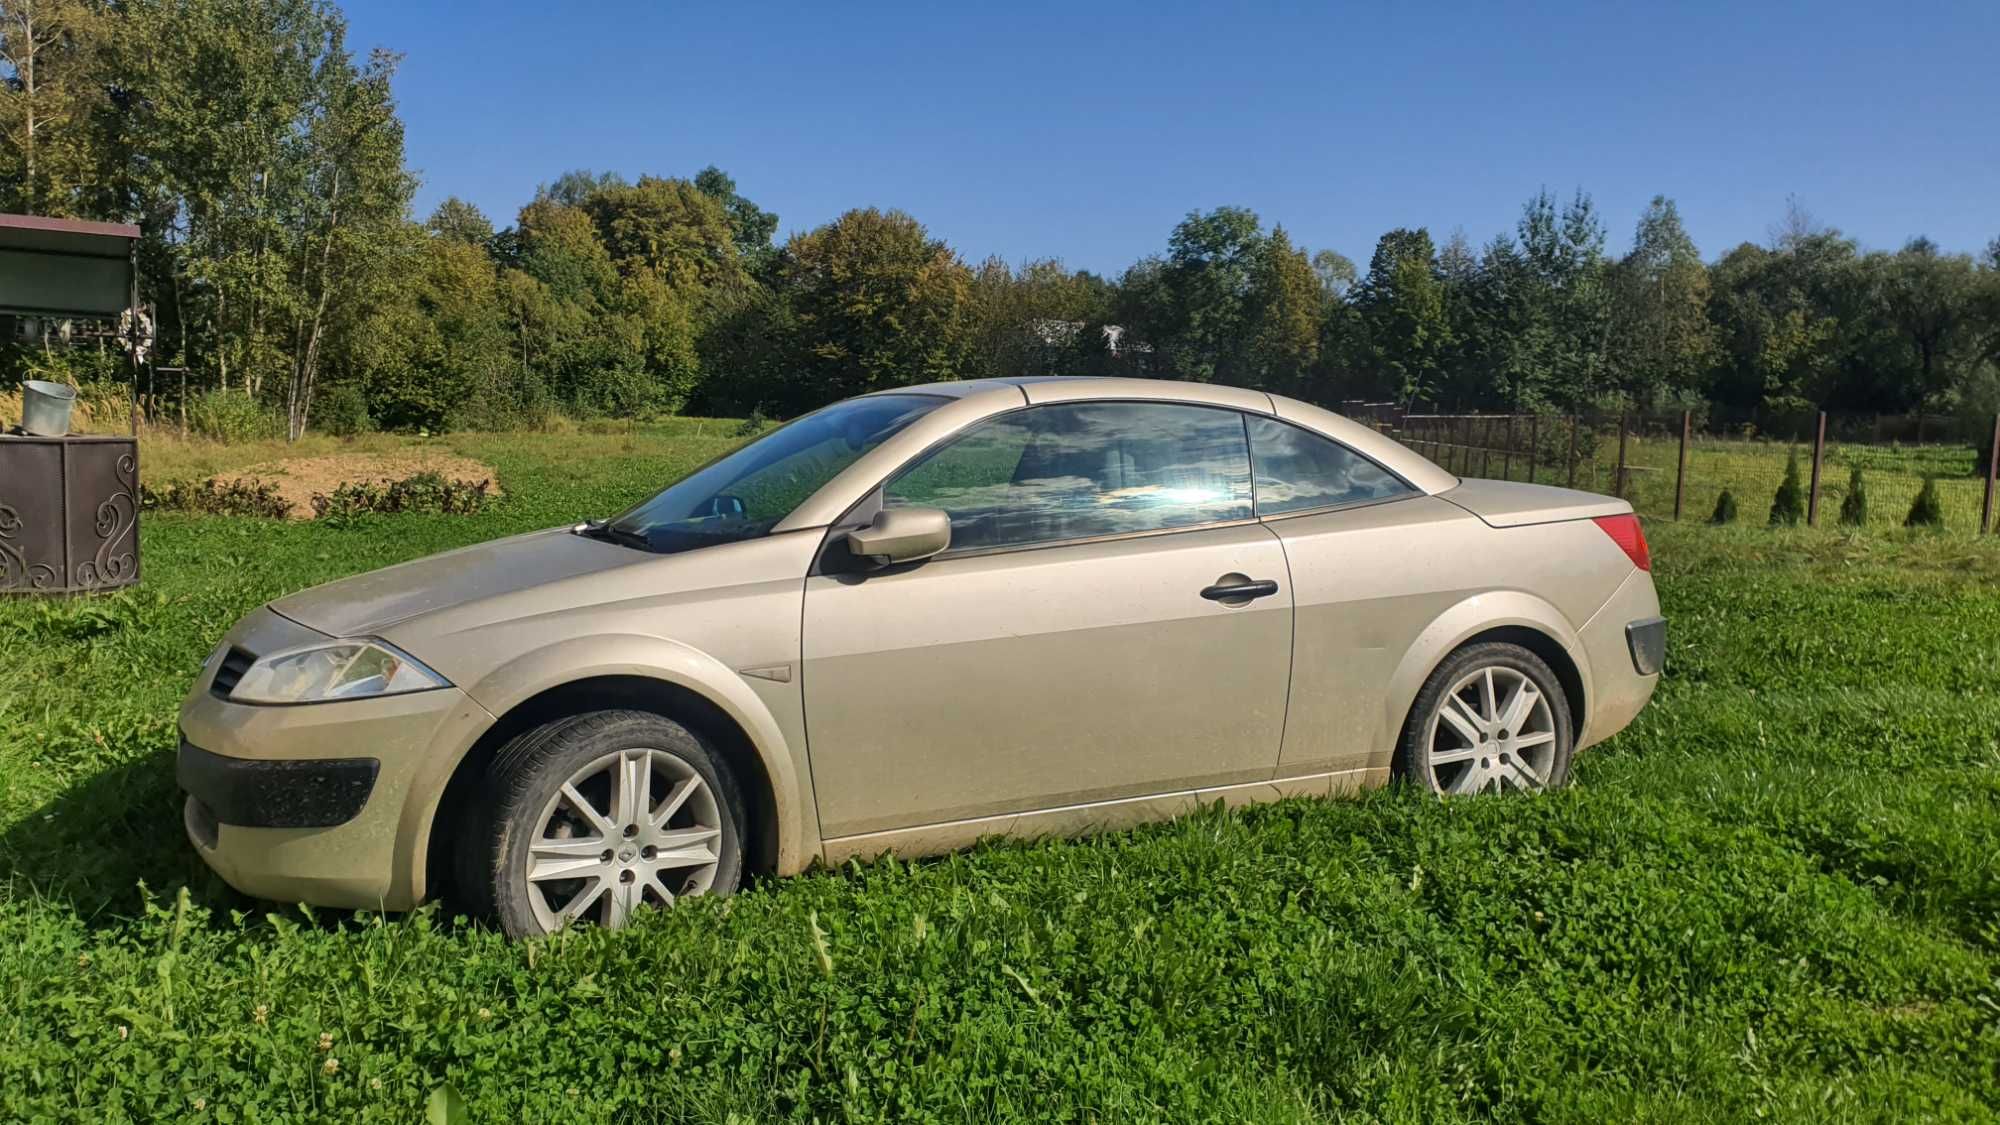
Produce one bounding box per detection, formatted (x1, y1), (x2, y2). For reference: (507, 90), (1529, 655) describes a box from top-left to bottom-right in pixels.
(1247, 416), (1413, 515)
(886, 402), (1253, 552)
(607, 394), (944, 553)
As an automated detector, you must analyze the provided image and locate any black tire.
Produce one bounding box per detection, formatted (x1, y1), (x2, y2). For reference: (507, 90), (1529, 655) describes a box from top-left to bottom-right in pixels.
(1395, 642), (1574, 797)
(457, 709), (746, 938)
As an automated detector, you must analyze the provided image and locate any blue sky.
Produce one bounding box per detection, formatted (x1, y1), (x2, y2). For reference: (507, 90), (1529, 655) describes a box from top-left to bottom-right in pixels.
(342, 0), (1999, 274)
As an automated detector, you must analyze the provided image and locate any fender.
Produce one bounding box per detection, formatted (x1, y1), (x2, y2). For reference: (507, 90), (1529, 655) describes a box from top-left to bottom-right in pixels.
(1381, 590), (1596, 752)
(393, 633), (811, 902)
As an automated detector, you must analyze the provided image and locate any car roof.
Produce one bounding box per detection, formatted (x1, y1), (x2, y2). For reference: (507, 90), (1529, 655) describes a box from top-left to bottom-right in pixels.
(867, 376), (1458, 496)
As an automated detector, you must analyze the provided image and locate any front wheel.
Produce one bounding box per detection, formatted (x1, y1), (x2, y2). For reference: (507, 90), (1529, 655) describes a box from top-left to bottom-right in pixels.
(458, 710), (746, 938)
(1397, 642), (1573, 797)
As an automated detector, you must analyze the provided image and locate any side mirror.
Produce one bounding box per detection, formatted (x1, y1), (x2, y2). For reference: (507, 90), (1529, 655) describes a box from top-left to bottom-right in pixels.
(845, 506), (951, 566)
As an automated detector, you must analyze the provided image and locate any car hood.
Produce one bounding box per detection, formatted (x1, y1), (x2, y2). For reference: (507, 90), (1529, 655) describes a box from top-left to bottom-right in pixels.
(270, 526), (640, 637)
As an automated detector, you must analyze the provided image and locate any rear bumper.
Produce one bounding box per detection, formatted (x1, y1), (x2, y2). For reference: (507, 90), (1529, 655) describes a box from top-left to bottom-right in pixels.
(1576, 570), (1663, 750)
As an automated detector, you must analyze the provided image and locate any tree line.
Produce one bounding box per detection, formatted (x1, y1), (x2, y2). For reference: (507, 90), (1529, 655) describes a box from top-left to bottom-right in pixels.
(4, 0), (1998, 439)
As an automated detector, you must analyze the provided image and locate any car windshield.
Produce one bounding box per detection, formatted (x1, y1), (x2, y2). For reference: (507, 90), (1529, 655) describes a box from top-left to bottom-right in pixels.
(598, 394), (947, 554)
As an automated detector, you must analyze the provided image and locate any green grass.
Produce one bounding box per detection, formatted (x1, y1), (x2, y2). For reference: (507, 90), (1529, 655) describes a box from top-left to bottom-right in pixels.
(3, 428), (1998, 1121)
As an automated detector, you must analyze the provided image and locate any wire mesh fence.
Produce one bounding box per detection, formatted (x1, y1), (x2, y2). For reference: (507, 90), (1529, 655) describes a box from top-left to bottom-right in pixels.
(1386, 408), (2000, 535)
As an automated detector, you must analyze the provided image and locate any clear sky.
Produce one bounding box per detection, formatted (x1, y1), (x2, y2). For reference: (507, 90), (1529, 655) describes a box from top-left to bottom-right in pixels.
(341, 0), (1999, 275)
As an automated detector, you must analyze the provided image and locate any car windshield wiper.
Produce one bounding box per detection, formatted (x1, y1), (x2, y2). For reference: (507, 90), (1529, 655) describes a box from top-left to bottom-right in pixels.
(575, 519), (653, 552)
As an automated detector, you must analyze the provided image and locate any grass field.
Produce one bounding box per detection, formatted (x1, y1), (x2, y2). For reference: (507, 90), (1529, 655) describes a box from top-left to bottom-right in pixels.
(3, 425), (1998, 1121)
(1420, 421), (1995, 534)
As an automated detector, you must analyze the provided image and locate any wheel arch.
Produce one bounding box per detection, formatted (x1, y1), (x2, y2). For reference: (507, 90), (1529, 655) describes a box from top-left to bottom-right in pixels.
(405, 638), (811, 906)
(1384, 593), (1594, 761)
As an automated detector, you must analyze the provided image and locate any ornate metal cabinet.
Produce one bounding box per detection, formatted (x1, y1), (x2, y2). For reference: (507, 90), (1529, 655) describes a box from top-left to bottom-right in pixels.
(0, 435), (140, 594)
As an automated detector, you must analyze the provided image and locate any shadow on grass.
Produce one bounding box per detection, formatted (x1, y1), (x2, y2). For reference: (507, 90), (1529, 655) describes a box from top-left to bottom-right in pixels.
(0, 742), (252, 927)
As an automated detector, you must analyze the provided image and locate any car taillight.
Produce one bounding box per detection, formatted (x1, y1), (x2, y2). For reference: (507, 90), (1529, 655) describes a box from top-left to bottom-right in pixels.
(1593, 513), (1651, 571)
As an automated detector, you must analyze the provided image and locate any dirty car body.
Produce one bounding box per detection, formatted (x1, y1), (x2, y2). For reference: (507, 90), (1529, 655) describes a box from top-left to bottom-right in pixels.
(179, 377), (1663, 936)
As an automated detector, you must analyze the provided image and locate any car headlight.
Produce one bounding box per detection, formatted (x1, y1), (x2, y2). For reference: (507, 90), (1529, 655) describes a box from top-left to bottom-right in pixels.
(230, 638), (449, 705)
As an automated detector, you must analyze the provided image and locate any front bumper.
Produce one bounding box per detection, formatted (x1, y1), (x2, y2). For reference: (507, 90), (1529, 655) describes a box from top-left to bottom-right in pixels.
(178, 608), (493, 911)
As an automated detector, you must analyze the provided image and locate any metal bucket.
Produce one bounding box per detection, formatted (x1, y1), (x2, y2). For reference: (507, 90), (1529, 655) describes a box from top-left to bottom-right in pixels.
(20, 379), (77, 436)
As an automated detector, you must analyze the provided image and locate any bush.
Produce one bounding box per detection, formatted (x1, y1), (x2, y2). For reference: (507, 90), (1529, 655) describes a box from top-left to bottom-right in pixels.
(186, 389), (282, 442)
(310, 472), (491, 521)
(1768, 449), (1804, 526)
(1710, 488), (1738, 525)
(1904, 476), (1944, 528)
(1838, 464), (1868, 527)
(313, 383), (372, 437)
(733, 407), (770, 438)
(140, 477), (292, 518)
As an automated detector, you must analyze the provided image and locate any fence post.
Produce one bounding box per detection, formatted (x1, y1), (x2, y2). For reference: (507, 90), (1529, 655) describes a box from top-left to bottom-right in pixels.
(1983, 413), (2000, 535)
(1566, 415), (1579, 488)
(1528, 414), (1540, 485)
(1806, 411), (1827, 526)
(1480, 417), (1494, 477)
(1614, 410), (1630, 499)
(1502, 415), (1516, 480)
(1674, 410), (1691, 521)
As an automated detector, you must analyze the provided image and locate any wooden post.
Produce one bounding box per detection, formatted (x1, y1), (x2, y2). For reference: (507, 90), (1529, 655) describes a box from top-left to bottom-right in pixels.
(1806, 411), (1827, 526)
(1502, 415), (1516, 480)
(1566, 415), (1579, 488)
(1674, 410), (1691, 521)
(1528, 414), (1540, 484)
(1480, 417), (1493, 477)
(1614, 411), (1630, 499)
(1461, 414), (1473, 475)
(1983, 413), (2000, 535)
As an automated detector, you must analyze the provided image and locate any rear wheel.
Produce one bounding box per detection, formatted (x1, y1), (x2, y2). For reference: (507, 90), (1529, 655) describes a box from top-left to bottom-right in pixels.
(1397, 642), (1573, 797)
(459, 710), (745, 938)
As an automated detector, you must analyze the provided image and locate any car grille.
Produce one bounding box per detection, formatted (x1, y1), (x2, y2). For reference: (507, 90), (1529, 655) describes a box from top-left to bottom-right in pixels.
(210, 646), (255, 699)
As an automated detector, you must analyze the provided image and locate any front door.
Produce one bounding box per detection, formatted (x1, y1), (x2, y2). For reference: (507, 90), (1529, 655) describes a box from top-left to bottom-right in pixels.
(801, 401), (1294, 840)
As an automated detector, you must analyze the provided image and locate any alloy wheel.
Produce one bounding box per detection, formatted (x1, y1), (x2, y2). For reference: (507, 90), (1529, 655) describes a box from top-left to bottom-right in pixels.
(523, 747), (723, 932)
(1423, 664), (1559, 796)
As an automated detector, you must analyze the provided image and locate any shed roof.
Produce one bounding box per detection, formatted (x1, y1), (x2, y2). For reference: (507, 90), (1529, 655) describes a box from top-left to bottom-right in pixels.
(0, 213), (140, 259)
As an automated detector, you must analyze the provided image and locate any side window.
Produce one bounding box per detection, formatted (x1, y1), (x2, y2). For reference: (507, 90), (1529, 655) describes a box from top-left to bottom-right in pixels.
(885, 402), (1253, 552)
(1247, 416), (1413, 515)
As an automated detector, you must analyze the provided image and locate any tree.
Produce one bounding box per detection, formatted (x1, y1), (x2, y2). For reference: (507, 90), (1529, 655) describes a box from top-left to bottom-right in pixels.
(0, 0), (106, 215)
(1509, 189), (1612, 405)
(426, 196), (493, 247)
(1353, 227), (1449, 406)
(1871, 238), (1979, 409)
(1148, 206), (1267, 383)
(535, 168), (626, 207)
(1904, 476), (1943, 528)
(279, 40), (414, 439)
(962, 256), (1111, 380)
(1838, 463), (1867, 527)
(581, 175), (742, 292)
(362, 230), (512, 430)
(1769, 449), (1804, 525)
(1244, 227), (1321, 395)
(1310, 248), (1356, 298)
(1607, 196), (1717, 404)
(1710, 489), (1738, 524)
(694, 165), (778, 274)
(778, 208), (973, 406)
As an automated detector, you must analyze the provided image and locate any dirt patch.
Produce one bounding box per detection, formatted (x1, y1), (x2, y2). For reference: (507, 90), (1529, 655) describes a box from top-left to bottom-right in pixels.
(214, 451), (501, 519)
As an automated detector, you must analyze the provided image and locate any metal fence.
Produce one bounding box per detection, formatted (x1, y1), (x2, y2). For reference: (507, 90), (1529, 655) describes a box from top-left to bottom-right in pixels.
(1384, 408), (2000, 535)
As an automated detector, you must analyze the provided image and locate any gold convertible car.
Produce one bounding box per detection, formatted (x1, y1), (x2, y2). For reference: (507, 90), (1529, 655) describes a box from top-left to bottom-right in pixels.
(179, 377), (1663, 937)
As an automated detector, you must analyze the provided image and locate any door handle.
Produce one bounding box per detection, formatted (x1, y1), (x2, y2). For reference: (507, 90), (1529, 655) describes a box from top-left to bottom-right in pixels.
(1200, 578), (1279, 602)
